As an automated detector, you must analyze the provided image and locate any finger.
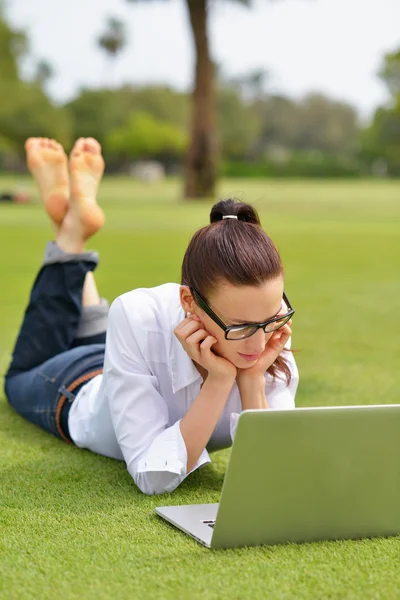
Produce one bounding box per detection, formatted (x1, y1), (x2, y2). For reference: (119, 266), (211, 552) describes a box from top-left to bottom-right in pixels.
(174, 312), (204, 333)
(200, 335), (218, 352)
(174, 319), (201, 337)
(273, 323), (292, 342)
(189, 314), (205, 327)
(174, 316), (196, 333)
(267, 330), (290, 353)
(280, 324), (292, 339)
(275, 328), (292, 351)
(186, 329), (209, 345)
(269, 330), (282, 345)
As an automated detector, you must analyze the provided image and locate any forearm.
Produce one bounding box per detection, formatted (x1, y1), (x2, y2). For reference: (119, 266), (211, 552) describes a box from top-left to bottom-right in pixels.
(237, 375), (268, 411)
(180, 376), (235, 472)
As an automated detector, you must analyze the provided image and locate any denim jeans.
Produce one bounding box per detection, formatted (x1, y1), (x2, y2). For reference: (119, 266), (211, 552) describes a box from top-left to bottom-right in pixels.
(4, 242), (109, 443)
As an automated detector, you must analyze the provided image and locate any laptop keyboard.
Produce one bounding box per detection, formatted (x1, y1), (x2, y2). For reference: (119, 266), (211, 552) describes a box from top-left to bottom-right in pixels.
(202, 520), (215, 529)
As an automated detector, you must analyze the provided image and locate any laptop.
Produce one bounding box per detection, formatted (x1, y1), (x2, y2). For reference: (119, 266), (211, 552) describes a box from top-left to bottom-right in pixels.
(155, 405), (400, 549)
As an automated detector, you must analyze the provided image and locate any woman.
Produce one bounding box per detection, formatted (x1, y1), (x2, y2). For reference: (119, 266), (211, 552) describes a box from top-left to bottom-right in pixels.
(4, 137), (299, 495)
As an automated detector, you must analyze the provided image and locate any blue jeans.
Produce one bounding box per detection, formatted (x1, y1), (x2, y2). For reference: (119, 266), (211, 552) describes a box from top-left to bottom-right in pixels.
(4, 242), (109, 443)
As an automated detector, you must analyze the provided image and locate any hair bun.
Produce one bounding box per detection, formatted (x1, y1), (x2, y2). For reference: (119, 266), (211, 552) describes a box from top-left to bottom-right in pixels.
(210, 198), (260, 226)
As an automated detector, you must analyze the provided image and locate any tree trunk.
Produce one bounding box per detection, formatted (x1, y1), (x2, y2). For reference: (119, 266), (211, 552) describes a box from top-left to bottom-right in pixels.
(184, 0), (218, 199)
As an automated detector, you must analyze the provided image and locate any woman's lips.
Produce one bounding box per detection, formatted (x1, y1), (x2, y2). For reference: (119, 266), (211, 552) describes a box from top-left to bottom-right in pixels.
(238, 352), (261, 362)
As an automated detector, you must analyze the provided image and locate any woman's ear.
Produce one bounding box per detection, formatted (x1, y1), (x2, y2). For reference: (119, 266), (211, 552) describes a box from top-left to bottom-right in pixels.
(179, 285), (196, 315)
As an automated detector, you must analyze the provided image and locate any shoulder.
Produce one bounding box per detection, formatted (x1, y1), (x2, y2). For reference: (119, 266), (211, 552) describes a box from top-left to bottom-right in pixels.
(109, 283), (183, 332)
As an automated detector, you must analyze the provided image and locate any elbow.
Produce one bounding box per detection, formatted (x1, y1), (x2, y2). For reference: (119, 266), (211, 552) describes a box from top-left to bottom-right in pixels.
(127, 464), (184, 496)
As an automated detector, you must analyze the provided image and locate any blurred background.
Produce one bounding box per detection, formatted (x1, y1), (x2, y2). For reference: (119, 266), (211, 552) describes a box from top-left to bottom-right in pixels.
(0, 0), (399, 198)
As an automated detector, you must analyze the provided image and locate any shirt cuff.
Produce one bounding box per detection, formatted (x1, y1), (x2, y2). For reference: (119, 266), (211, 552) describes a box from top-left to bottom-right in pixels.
(230, 412), (241, 442)
(135, 420), (211, 494)
(136, 420), (187, 475)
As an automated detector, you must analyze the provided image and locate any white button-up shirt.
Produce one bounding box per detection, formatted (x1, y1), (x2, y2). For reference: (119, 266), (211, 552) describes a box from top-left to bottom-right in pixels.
(69, 283), (299, 495)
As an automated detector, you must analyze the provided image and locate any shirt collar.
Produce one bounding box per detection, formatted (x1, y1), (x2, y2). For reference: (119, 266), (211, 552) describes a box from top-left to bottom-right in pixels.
(169, 304), (202, 394)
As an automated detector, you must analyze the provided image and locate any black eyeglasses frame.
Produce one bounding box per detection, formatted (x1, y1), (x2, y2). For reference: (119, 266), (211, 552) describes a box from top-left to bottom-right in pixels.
(190, 286), (295, 341)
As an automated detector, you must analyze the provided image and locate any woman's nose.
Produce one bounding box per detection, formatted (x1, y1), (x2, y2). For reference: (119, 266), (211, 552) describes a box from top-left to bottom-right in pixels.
(246, 328), (266, 353)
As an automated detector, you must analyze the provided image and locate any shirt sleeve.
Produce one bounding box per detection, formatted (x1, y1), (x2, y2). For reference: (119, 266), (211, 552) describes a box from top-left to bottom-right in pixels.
(229, 338), (299, 441)
(104, 297), (210, 495)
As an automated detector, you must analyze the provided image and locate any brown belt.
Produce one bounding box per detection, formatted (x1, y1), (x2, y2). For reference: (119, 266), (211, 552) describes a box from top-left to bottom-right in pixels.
(55, 368), (103, 444)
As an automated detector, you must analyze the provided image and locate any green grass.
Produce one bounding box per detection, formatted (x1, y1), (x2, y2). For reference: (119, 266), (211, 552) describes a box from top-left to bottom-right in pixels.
(1, 177), (399, 600)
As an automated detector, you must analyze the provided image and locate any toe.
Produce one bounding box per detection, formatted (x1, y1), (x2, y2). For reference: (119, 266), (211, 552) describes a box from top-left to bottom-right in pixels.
(70, 138), (86, 157)
(25, 138), (37, 151)
(85, 138), (102, 154)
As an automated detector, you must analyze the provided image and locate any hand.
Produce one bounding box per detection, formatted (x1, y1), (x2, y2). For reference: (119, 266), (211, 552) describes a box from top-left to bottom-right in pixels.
(237, 320), (292, 383)
(174, 315), (237, 382)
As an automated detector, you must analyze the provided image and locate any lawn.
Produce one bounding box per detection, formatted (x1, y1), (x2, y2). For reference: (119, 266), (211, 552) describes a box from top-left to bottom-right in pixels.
(1, 177), (399, 600)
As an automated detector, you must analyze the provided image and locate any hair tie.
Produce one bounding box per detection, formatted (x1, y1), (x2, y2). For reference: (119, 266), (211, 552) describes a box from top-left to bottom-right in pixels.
(222, 215), (238, 220)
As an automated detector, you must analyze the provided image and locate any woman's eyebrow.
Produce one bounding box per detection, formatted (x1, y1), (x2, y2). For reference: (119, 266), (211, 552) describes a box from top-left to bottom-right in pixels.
(224, 304), (284, 325)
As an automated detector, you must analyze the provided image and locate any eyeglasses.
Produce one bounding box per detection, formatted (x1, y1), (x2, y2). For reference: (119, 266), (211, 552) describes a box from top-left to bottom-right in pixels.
(190, 286), (295, 341)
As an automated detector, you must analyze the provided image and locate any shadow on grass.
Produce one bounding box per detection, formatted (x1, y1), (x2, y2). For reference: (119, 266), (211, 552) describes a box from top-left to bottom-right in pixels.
(0, 398), (226, 516)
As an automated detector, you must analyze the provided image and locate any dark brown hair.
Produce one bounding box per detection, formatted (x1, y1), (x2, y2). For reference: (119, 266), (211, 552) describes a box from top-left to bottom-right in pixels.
(181, 198), (292, 384)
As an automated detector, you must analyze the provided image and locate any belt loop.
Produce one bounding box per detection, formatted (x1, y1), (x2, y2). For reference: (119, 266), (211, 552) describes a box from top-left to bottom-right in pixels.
(56, 368), (103, 443)
(58, 385), (76, 403)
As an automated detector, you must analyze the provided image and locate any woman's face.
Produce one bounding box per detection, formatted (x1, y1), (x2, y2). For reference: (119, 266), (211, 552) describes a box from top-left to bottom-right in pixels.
(190, 277), (285, 369)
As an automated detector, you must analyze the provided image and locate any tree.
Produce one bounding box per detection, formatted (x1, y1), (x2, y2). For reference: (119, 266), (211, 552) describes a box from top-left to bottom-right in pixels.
(379, 49), (400, 99)
(0, 11), (27, 82)
(0, 8), (71, 158)
(126, 0), (307, 199)
(66, 85), (190, 158)
(295, 94), (359, 155)
(106, 111), (187, 161)
(361, 48), (400, 175)
(34, 60), (54, 89)
(97, 17), (127, 84)
(217, 87), (261, 160)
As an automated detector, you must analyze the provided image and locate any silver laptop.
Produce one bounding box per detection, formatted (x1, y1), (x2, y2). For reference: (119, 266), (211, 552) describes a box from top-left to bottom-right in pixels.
(155, 405), (400, 549)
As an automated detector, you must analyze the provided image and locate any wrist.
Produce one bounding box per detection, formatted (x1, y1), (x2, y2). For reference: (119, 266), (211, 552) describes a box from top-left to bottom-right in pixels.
(206, 372), (236, 390)
(237, 371), (266, 389)
(237, 373), (267, 410)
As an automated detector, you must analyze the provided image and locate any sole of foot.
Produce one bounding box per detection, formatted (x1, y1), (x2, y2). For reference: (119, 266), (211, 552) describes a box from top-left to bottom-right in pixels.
(25, 137), (70, 229)
(66, 137), (105, 241)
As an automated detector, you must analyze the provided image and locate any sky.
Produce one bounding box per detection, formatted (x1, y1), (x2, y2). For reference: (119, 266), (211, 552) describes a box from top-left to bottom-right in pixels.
(6, 0), (400, 119)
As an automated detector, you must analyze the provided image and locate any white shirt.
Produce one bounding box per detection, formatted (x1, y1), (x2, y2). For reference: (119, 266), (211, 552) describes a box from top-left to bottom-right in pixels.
(69, 283), (299, 495)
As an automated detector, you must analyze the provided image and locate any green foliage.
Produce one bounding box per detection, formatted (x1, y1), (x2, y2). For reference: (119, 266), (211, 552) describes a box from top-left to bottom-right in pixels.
(379, 49), (400, 98)
(0, 4), (398, 177)
(97, 17), (127, 58)
(258, 93), (359, 157)
(106, 110), (187, 159)
(34, 60), (54, 88)
(0, 10), (71, 155)
(0, 13), (27, 81)
(66, 86), (190, 155)
(221, 152), (361, 178)
(361, 47), (400, 176)
(218, 87), (262, 159)
(0, 81), (72, 152)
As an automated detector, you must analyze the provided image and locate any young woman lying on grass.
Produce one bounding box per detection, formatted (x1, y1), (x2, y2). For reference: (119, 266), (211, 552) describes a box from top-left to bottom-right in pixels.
(4, 137), (299, 495)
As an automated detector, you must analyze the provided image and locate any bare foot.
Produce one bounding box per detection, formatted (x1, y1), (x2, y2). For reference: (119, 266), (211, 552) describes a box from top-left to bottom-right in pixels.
(25, 138), (70, 230)
(66, 137), (105, 241)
